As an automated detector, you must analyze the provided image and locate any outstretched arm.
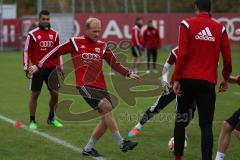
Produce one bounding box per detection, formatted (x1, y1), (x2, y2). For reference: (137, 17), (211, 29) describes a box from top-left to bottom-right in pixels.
(104, 48), (140, 80)
(28, 40), (75, 75)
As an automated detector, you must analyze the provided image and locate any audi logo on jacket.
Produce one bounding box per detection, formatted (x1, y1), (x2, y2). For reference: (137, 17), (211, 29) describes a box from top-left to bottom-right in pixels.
(38, 36), (130, 90)
(23, 27), (62, 70)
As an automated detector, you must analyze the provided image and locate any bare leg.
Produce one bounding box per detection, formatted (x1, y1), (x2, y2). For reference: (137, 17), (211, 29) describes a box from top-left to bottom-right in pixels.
(234, 130), (240, 140)
(49, 91), (58, 113)
(98, 98), (119, 133)
(215, 121), (234, 160)
(217, 121), (233, 153)
(133, 56), (143, 73)
(84, 98), (123, 151)
(29, 91), (41, 121)
(91, 117), (108, 140)
(132, 57), (138, 71)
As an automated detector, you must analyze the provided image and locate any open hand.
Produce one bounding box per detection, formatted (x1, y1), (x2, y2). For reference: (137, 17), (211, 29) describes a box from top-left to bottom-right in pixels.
(129, 73), (140, 80)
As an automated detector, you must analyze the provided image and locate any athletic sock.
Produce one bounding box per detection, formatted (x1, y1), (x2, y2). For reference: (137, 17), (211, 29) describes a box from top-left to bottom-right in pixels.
(30, 116), (36, 123)
(135, 123), (142, 130)
(48, 112), (54, 121)
(215, 152), (225, 160)
(113, 131), (124, 147)
(175, 155), (182, 160)
(84, 137), (97, 151)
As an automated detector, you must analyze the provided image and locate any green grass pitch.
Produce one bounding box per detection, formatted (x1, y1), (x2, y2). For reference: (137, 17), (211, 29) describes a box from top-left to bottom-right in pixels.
(0, 47), (239, 160)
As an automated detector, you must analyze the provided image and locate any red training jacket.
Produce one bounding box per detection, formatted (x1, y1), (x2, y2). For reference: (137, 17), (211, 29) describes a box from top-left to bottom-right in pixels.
(143, 27), (161, 49)
(38, 36), (130, 90)
(173, 13), (232, 84)
(23, 27), (62, 70)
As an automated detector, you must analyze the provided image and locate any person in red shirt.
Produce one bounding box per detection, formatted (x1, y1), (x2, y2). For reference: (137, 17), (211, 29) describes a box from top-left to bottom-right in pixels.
(172, 1), (232, 160)
(215, 75), (240, 160)
(23, 10), (63, 129)
(131, 17), (144, 73)
(143, 20), (161, 74)
(28, 17), (140, 157)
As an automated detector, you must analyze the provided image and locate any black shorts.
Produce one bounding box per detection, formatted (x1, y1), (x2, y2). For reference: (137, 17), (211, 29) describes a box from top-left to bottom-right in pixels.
(78, 86), (112, 110)
(131, 46), (142, 57)
(226, 108), (240, 131)
(29, 67), (59, 92)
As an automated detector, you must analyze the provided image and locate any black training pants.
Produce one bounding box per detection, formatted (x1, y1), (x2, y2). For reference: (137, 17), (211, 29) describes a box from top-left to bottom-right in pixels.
(174, 78), (216, 160)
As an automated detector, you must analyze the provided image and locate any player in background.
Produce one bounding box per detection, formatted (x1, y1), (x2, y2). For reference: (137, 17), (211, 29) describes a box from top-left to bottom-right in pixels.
(215, 76), (240, 160)
(23, 10), (63, 129)
(28, 17), (140, 157)
(143, 20), (161, 74)
(172, 0), (232, 160)
(131, 17), (144, 73)
(128, 47), (196, 138)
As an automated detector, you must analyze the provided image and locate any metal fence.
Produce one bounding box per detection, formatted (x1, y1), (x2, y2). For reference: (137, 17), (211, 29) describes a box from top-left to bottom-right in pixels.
(0, 0), (240, 51)
(2, 0), (240, 17)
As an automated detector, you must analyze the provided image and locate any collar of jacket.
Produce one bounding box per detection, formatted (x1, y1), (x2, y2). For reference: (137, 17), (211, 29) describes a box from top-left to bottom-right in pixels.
(196, 13), (211, 18)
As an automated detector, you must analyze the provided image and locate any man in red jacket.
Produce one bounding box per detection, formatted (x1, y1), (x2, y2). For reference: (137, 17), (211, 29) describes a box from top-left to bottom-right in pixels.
(172, 0), (232, 160)
(143, 20), (161, 74)
(131, 17), (144, 73)
(28, 17), (140, 157)
(23, 10), (63, 129)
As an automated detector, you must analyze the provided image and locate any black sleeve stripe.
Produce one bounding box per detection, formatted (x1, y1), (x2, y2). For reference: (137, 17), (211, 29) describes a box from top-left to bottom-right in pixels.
(180, 23), (189, 31)
(69, 38), (78, 52)
(222, 30), (226, 35)
(222, 27), (226, 36)
(28, 33), (36, 42)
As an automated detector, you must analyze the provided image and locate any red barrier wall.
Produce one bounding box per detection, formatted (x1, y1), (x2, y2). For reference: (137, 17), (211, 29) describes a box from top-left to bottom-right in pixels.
(3, 13), (240, 49)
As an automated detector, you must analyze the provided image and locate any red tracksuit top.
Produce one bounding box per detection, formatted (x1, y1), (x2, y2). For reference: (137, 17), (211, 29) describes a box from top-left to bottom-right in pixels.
(38, 36), (130, 90)
(23, 27), (62, 70)
(131, 25), (143, 47)
(173, 13), (232, 84)
(143, 27), (161, 49)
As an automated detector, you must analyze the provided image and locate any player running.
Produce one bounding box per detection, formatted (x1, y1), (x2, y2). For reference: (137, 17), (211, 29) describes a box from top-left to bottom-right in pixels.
(128, 47), (196, 137)
(215, 75), (240, 160)
(23, 10), (63, 129)
(28, 17), (140, 157)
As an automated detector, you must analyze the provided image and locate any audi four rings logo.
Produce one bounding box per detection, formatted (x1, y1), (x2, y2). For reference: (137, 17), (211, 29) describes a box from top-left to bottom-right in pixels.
(216, 17), (240, 41)
(39, 41), (54, 48)
(82, 53), (101, 61)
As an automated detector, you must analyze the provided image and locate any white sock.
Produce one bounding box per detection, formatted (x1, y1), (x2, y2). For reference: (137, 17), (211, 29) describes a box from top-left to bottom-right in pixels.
(113, 131), (124, 147)
(215, 152), (225, 160)
(135, 123), (142, 130)
(84, 137), (97, 151)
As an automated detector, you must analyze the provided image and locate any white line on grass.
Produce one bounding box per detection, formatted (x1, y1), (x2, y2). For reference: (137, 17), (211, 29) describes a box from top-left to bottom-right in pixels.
(233, 92), (240, 96)
(0, 115), (105, 160)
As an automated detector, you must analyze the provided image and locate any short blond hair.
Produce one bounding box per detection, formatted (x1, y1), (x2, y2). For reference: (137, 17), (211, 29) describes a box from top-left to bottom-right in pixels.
(85, 17), (101, 29)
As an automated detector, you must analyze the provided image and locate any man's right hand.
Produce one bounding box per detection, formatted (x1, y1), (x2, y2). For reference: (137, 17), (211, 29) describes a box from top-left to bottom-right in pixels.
(24, 70), (32, 79)
(28, 65), (39, 75)
(129, 72), (140, 80)
(219, 80), (229, 92)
